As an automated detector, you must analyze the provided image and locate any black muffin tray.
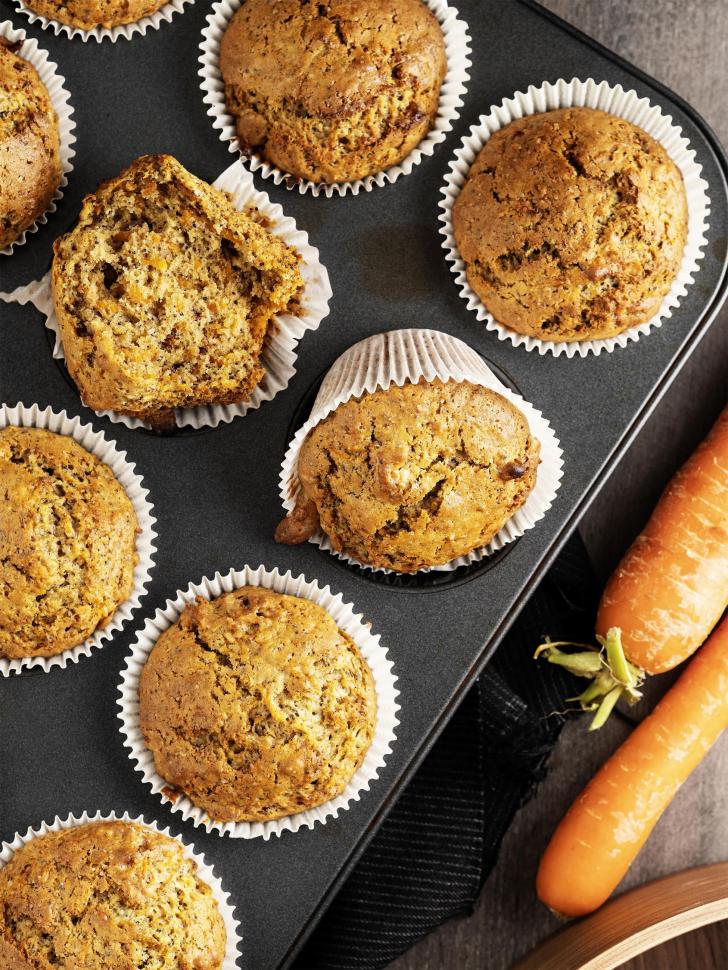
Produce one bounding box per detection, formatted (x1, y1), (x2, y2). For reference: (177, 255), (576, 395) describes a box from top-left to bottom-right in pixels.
(1, 2), (727, 968)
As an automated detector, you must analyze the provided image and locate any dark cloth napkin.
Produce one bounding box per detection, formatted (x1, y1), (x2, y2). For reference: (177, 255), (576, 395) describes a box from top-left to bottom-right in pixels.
(295, 532), (597, 970)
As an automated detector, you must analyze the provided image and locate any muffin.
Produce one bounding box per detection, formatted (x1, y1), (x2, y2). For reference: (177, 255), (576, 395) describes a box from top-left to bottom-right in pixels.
(0, 39), (61, 250)
(139, 587), (377, 822)
(275, 379), (540, 572)
(22, 0), (168, 30)
(452, 107), (688, 342)
(219, 0), (447, 184)
(0, 821), (226, 969)
(0, 427), (138, 660)
(51, 154), (303, 430)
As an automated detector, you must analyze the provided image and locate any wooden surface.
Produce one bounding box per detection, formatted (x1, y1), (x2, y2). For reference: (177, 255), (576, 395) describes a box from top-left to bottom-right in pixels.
(391, 2), (728, 969)
(512, 863), (728, 970)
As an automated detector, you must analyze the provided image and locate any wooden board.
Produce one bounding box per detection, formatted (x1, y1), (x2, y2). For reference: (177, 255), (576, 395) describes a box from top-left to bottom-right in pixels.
(513, 863), (728, 970)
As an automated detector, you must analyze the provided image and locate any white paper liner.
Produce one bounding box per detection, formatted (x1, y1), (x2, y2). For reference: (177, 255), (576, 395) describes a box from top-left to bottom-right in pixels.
(118, 564), (399, 839)
(0, 20), (76, 256)
(13, 0), (194, 43)
(0, 159), (332, 430)
(279, 328), (564, 573)
(0, 811), (241, 967)
(199, 0), (472, 197)
(0, 403), (157, 676)
(439, 77), (712, 357)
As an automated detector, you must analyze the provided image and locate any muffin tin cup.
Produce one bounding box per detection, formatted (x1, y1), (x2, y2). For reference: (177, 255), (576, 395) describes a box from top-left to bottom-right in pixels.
(439, 77), (712, 358)
(199, 0), (472, 198)
(12, 0), (194, 43)
(0, 21), (76, 256)
(117, 564), (400, 839)
(0, 403), (157, 676)
(278, 327), (564, 574)
(0, 159), (332, 431)
(0, 811), (242, 967)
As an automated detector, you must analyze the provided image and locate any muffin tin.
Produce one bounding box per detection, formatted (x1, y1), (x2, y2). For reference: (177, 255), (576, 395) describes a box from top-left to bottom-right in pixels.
(1, 1), (727, 968)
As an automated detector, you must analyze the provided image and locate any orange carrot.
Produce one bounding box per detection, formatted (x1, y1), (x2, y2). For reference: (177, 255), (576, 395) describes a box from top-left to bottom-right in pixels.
(537, 614), (728, 918)
(537, 404), (728, 726)
(597, 403), (728, 674)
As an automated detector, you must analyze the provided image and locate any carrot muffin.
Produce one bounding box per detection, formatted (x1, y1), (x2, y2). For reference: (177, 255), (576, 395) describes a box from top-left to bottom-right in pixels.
(22, 0), (168, 30)
(52, 154), (303, 430)
(220, 0), (447, 184)
(0, 39), (61, 250)
(0, 427), (137, 660)
(276, 379), (540, 572)
(452, 107), (688, 342)
(139, 587), (377, 823)
(0, 821), (226, 969)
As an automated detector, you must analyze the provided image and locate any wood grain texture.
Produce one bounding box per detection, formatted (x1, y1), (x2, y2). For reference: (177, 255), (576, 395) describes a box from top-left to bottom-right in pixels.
(513, 863), (728, 970)
(390, 2), (728, 969)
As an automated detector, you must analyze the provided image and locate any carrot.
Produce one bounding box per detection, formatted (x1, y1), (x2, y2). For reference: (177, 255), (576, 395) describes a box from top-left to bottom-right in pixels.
(537, 613), (728, 918)
(537, 404), (728, 726)
(598, 404), (728, 673)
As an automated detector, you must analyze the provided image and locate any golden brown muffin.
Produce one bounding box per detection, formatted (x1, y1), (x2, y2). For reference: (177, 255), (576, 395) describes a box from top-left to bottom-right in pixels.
(22, 0), (168, 30)
(139, 587), (377, 822)
(220, 0), (447, 184)
(0, 427), (138, 660)
(0, 39), (61, 251)
(0, 821), (226, 969)
(52, 154), (303, 430)
(276, 379), (540, 572)
(452, 107), (688, 342)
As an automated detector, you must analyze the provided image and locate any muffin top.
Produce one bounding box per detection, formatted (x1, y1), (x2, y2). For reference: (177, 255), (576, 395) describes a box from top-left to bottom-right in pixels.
(0, 427), (138, 660)
(22, 0), (169, 30)
(52, 154), (303, 430)
(452, 107), (688, 342)
(276, 379), (540, 572)
(139, 587), (377, 822)
(0, 821), (226, 970)
(0, 39), (61, 251)
(220, 0), (447, 183)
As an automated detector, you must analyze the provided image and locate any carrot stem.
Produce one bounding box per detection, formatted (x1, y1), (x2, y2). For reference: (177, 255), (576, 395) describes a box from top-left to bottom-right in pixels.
(604, 628), (633, 688)
(588, 685), (623, 731)
(534, 645), (603, 676)
(535, 628), (644, 727)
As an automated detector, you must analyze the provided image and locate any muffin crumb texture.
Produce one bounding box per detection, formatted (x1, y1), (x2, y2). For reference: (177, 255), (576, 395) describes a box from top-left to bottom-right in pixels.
(452, 107), (688, 342)
(52, 153), (303, 429)
(0, 821), (226, 969)
(279, 379), (540, 572)
(0, 427), (138, 660)
(220, 0), (447, 183)
(139, 587), (377, 822)
(22, 0), (169, 30)
(0, 39), (61, 250)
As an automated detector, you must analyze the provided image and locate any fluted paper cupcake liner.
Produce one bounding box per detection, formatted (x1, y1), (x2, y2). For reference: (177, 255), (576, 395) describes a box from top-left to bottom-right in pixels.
(439, 77), (711, 357)
(13, 0), (194, 42)
(0, 21), (76, 256)
(0, 159), (332, 430)
(199, 0), (471, 197)
(0, 403), (157, 676)
(279, 328), (564, 573)
(0, 811), (242, 968)
(118, 564), (399, 839)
